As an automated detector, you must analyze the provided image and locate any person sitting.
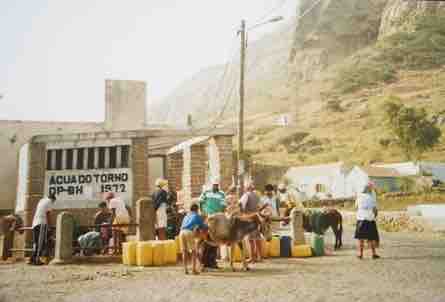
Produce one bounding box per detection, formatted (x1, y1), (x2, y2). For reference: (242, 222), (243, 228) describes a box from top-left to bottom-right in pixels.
(179, 204), (208, 275)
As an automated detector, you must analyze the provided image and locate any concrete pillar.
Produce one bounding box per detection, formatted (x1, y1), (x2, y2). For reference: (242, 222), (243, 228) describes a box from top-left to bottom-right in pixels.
(51, 212), (74, 265)
(291, 208), (305, 245)
(167, 152), (183, 192)
(213, 136), (234, 192)
(136, 198), (155, 241)
(190, 144), (207, 198)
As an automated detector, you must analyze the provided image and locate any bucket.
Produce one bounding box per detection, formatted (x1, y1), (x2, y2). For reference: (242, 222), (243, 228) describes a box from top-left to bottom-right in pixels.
(311, 234), (325, 256)
(269, 236), (280, 257)
(164, 240), (177, 264)
(291, 244), (312, 258)
(280, 236), (292, 257)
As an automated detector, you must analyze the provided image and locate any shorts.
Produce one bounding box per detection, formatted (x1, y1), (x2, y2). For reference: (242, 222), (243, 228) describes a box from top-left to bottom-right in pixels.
(113, 215), (130, 234)
(156, 204), (167, 229)
(248, 229), (262, 240)
(179, 229), (196, 254)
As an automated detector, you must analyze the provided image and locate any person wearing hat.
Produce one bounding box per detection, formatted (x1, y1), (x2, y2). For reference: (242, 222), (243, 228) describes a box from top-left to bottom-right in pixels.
(29, 193), (56, 265)
(277, 183), (304, 222)
(152, 178), (169, 240)
(198, 179), (226, 269)
(354, 182), (380, 259)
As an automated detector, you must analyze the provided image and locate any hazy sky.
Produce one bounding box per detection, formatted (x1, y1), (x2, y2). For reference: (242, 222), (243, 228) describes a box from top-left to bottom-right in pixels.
(0, 0), (296, 122)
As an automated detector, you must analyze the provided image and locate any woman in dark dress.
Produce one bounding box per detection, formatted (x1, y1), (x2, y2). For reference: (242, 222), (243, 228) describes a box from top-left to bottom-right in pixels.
(354, 183), (380, 259)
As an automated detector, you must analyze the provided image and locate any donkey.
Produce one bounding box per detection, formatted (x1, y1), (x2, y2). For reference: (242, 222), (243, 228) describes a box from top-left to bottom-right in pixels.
(206, 209), (272, 272)
(303, 208), (343, 249)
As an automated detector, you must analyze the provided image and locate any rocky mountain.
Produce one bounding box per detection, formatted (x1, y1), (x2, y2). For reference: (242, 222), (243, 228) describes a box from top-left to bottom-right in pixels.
(150, 0), (445, 166)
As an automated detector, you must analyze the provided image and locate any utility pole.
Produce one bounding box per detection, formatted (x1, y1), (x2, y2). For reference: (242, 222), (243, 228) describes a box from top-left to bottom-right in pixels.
(238, 19), (246, 196)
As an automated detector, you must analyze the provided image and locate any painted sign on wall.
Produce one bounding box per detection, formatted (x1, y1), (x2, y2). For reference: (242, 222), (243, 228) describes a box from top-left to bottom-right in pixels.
(44, 168), (132, 207)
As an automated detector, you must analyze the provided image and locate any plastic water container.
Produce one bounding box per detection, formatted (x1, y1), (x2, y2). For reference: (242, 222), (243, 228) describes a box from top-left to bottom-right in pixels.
(311, 234), (325, 257)
(165, 240), (177, 264)
(136, 241), (153, 266)
(152, 241), (166, 266)
(292, 244), (312, 258)
(261, 240), (269, 258)
(122, 241), (137, 266)
(231, 244), (243, 262)
(280, 236), (292, 258)
(175, 236), (182, 254)
(269, 236), (280, 257)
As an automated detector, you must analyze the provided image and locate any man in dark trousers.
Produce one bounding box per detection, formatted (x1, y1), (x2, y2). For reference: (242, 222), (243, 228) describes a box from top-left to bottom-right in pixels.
(29, 193), (56, 265)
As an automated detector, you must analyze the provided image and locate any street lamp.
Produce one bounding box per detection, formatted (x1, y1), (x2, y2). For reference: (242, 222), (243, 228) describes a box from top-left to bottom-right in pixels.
(237, 16), (283, 196)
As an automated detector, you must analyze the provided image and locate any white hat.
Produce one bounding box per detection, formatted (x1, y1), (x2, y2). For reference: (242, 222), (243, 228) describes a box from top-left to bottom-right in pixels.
(212, 177), (220, 185)
(278, 183), (286, 190)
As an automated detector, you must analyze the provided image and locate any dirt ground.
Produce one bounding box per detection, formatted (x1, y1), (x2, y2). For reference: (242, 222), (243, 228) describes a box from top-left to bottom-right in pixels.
(1, 227), (445, 302)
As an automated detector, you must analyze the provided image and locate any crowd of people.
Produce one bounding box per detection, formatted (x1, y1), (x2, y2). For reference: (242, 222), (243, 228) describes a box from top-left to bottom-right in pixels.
(0, 177), (381, 267)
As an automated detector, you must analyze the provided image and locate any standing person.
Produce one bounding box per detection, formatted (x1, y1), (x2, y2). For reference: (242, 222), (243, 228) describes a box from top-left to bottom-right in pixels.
(29, 193), (56, 265)
(152, 178), (169, 240)
(261, 184), (281, 234)
(278, 183), (304, 221)
(225, 186), (239, 216)
(354, 183), (380, 259)
(179, 203), (207, 275)
(104, 192), (131, 255)
(94, 202), (112, 253)
(199, 180), (226, 269)
(239, 182), (263, 263)
(0, 214), (23, 260)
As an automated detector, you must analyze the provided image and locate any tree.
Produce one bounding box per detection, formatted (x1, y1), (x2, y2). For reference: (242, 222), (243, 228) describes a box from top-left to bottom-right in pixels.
(382, 98), (442, 161)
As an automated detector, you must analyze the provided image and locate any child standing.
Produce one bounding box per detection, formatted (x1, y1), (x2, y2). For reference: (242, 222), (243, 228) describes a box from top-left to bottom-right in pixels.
(179, 203), (207, 275)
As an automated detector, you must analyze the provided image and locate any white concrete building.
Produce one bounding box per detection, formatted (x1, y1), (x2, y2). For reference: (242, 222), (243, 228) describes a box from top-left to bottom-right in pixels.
(375, 162), (445, 182)
(284, 162), (350, 199)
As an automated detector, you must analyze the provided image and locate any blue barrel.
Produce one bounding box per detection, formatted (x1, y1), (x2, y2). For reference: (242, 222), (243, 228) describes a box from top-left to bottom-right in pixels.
(280, 236), (292, 257)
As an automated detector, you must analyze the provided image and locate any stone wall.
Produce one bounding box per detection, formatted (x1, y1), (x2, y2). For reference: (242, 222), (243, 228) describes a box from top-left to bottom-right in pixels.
(166, 152), (183, 193)
(213, 136), (233, 192)
(131, 138), (150, 210)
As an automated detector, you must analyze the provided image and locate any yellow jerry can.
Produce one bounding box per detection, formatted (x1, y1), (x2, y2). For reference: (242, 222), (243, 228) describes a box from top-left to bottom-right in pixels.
(136, 241), (153, 266)
(165, 240), (177, 264)
(291, 244), (312, 258)
(122, 241), (137, 265)
(261, 240), (270, 258)
(231, 244), (243, 263)
(175, 236), (182, 254)
(152, 241), (166, 266)
(269, 236), (280, 257)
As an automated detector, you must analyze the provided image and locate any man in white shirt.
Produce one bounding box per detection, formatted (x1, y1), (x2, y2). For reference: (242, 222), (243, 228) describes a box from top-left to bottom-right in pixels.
(29, 193), (56, 265)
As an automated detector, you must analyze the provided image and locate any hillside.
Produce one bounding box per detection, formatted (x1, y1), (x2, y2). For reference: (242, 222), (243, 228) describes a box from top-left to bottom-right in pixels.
(150, 0), (445, 167)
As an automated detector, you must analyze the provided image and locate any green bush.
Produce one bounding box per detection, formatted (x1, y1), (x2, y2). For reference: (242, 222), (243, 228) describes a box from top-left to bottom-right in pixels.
(335, 61), (396, 93)
(334, 14), (445, 94)
(377, 15), (445, 69)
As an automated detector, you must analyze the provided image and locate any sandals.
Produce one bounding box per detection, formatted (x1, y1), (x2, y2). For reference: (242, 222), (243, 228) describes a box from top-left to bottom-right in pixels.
(372, 254), (381, 259)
